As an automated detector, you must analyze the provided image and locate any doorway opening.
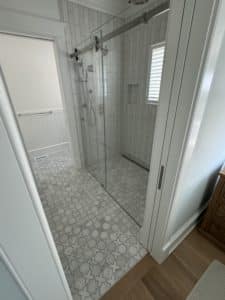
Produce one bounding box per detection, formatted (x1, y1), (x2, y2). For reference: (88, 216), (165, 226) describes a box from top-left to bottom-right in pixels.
(0, 31), (148, 299)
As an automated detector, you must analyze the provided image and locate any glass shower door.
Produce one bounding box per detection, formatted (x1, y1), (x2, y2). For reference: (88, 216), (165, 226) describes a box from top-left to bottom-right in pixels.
(101, 11), (168, 226)
(78, 36), (106, 187)
(78, 6), (168, 227)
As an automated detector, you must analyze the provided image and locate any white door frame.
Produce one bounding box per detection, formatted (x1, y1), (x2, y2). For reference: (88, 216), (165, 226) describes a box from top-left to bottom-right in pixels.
(0, 9), (79, 299)
(141, 0), (218, 255)
(141, 0), (221, 263)
(151, 0), (222, 263)
(140, 0), (188, 248)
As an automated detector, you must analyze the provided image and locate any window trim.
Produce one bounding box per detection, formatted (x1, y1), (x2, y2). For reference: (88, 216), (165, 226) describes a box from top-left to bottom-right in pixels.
(146, 41), (166, 105)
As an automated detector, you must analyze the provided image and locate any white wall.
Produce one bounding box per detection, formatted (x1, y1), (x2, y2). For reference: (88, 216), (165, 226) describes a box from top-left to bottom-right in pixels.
(0, 34), (63, 112)
(0, 34), (70, 152)
(0, 0), (60, 20)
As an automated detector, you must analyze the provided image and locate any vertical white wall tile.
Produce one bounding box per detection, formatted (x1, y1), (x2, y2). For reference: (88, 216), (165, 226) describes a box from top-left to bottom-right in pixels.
(65, 1), (168, 170)
(121, 11), (168, 168)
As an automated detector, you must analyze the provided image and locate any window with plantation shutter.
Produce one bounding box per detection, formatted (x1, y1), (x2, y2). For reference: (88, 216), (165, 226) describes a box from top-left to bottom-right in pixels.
(147, 43), (165, 103)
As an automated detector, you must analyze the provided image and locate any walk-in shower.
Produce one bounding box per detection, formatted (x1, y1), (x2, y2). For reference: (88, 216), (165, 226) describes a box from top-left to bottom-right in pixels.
(72, 1), (169, 226)
(0, 1), (170, 299)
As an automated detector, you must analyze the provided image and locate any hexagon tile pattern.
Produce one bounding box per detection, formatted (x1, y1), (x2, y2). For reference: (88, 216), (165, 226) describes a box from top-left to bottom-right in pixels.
(30, 145), (146, 300)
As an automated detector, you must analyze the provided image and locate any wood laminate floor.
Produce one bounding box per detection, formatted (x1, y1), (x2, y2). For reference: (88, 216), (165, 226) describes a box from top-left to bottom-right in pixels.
(102, 229), (225, 300)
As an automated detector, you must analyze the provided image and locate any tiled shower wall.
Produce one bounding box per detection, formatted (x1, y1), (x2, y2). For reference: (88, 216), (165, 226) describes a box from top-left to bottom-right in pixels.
(62, 0), (124, 171)
(102, 23), (124, 161)
(122, 11), (168, 169)
(62, 0), (168, 170)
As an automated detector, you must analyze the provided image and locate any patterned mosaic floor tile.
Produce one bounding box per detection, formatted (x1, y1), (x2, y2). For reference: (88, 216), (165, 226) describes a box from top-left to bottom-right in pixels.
(89, 156), (149, 225)
(30, 145), (146, 300)
(106, 156), (148, 225)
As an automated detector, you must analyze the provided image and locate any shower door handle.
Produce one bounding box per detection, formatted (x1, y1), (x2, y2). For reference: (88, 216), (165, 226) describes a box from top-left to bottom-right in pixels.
(158, 165), (165, 190)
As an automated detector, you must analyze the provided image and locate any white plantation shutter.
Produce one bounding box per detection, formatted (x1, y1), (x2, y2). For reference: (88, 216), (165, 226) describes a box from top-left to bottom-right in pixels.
(147, 44), (165, 103)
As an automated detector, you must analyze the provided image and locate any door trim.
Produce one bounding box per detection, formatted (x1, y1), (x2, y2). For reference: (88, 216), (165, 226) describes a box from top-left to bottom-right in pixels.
(140, 0), (187, 248)
(149, 0), (221, 263)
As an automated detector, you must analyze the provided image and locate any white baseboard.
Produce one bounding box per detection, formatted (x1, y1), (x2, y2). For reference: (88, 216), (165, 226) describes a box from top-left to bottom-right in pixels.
(152, 204), (208, 263)
(164, 204), (207, 254)
(28, 142), (69, 154)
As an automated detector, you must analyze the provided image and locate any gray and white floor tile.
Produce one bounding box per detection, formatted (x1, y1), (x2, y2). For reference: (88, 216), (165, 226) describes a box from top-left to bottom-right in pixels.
(30, 145), (146, 300)
(89, 155), (148, 225)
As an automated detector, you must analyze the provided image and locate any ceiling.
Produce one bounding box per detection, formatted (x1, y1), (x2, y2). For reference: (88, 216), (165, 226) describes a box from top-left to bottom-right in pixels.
(69, 0), (129, 16)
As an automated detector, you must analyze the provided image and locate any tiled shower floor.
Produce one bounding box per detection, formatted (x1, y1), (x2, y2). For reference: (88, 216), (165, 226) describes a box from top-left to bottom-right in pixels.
(30, 146), (146, 300)
(89, 156), (149, 225)
(107, 156), (149, 225)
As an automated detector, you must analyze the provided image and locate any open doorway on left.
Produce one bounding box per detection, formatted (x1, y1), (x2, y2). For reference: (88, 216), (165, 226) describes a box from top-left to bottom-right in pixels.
(0, 33), (73, 167)
(0, 32), (146, 299)
(0, 32), (76, 289)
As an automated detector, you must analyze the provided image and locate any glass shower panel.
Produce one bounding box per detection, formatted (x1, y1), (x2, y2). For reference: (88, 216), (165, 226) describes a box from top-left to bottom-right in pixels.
(76, 4), (168, 226)
(101, 10), (168, 226)
(92, 36), (107, 187)
(77, 42), (106, 186)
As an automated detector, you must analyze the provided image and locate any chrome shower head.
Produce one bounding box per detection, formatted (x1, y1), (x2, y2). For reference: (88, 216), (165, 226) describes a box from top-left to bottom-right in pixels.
(128, 0), (149, 4)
